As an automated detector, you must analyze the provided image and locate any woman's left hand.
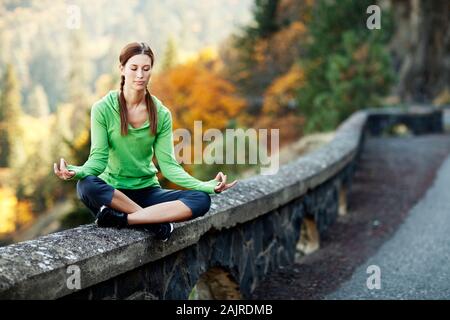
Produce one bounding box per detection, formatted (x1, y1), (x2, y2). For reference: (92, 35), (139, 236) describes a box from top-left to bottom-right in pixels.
(213, 172), (238, 193)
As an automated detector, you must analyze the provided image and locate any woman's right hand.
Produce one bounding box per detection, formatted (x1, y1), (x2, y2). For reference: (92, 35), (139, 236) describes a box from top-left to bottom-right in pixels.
(213, 171), (238, 193)
(54, 158), (75, 181)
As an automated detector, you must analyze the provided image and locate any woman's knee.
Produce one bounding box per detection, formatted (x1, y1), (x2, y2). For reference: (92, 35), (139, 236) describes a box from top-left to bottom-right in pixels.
(76, 176), (114, 214)
(191, 191), (211, 217)
(76, 175), (104, 199)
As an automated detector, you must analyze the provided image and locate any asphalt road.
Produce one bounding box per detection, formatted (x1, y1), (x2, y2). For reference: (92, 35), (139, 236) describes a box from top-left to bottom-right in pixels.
(327, 151), (450, 299)
(251, 134), (450, 300)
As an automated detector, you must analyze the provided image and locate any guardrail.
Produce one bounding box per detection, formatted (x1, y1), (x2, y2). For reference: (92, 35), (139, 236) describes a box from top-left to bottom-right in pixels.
(0, 106), (442, 299)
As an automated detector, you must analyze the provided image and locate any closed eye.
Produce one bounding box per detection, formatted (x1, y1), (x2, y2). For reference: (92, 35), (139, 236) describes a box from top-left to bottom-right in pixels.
(131, 68), (150, 71)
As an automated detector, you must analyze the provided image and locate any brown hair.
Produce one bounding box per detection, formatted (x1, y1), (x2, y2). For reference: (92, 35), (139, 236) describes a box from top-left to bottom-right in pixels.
(118, 42), (157, 136)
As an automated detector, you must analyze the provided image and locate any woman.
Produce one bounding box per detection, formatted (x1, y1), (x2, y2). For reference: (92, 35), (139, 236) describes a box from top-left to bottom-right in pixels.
(53, 42), (237, 241)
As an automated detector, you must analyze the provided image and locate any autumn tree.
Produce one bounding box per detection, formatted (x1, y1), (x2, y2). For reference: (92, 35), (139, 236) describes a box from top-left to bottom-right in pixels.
(221, 0), (310, 100)
(161, 36), (179, 72)
(0, 64), (23, 168)
(221, 0), (281, 94)
(151, 50), (247, 183)
(218, 0), (310, 151)
(28, 85), (50, 118)
(256, 64), (305, 145)
(13, 112), (53, 212)
(152, 50), (246, 133)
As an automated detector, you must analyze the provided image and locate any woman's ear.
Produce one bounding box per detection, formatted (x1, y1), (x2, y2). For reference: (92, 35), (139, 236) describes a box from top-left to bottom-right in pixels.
(119, 64), (124, 75)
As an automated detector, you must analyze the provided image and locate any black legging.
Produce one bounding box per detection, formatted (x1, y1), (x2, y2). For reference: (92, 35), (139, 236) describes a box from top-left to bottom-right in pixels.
(76, 175), (212, 219)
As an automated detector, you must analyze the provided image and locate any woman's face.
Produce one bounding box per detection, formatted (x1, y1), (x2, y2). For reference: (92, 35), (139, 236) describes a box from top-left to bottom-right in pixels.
(121, 54), (152, 90)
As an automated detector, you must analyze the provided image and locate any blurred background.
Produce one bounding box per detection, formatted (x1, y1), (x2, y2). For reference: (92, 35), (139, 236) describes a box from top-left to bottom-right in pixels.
(0, 0), (449, 246)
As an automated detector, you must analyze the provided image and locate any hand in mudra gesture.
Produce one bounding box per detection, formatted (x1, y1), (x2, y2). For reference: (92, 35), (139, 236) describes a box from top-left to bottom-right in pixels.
(213, 171), (238, 194)
(54, 158), (75, 181)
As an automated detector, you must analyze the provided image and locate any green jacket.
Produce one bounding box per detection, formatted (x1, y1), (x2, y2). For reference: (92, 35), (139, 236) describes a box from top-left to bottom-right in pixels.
(67, 90), (218, 194)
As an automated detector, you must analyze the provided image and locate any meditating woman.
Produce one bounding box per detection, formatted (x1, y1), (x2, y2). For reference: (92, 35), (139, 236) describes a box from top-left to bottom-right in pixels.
(53, 42), (237, 241)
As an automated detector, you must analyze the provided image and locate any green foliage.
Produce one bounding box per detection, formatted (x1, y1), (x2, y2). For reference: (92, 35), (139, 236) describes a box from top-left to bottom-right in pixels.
(297, 0), (396, 133)
(188, 285), (198, 300)
(246, 0), (280, 40)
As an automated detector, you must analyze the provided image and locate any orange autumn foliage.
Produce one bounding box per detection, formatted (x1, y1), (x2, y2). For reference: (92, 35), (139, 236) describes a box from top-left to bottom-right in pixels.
(151, 56), (247, 133)
(0, 187), (33, 236)
(263, 64), (304, 114)
(256, 64), (306, 147)
(251, 21), (307, 84)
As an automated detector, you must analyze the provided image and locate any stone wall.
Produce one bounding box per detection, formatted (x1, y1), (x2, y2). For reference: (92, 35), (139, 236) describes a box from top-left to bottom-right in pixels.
(0, 107), (442, 299)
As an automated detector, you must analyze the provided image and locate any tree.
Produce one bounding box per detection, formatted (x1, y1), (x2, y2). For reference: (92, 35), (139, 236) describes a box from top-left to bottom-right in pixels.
(66, 30), (93, 140)
(389, 0), (450, 103)
(152, 53), (246, 132)
(225, 0), (280, 91)
(161, 36), (179, 72)
(12, 114), (52, 212)
(245, 0), (280, 40)
(28, 46), (67, 114)
(297, 0), (395, 133)
(220, 0), (308, 97)
(258, 63), (305, 145)
(0, 64), (23, 168)
(28, 85), (49, 118)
